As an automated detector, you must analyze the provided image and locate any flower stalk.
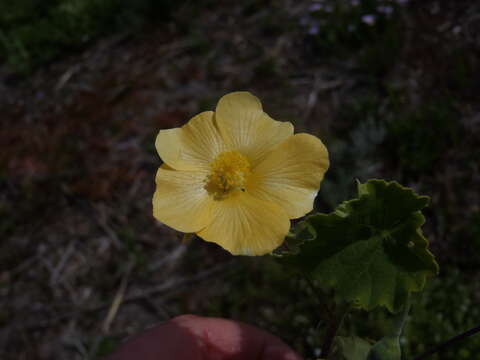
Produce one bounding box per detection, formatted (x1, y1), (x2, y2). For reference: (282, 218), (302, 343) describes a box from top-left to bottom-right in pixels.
(320, 302), (351, 359)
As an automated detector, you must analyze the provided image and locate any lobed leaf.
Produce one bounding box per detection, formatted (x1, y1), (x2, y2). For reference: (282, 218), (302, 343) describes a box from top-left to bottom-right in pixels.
(333, 336), (372, 360)
(283, 179), (439, 313)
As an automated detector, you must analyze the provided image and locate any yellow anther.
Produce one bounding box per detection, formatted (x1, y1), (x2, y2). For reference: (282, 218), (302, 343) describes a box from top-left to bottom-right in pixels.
(204, 151), (251, 200)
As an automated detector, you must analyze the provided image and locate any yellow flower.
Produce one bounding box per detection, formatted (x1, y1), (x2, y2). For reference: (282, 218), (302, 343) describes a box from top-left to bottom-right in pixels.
(153, 92), (329, 255)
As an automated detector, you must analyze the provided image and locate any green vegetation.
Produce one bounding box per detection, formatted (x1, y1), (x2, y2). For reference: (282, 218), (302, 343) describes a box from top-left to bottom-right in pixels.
(340, 268), (480, 360)
(303, 0), (403, 75)
(405, 268), (480, 360)
(0, 0), (181, 73)
(284, 180), (438, 313)
(384, 99), (462, 177)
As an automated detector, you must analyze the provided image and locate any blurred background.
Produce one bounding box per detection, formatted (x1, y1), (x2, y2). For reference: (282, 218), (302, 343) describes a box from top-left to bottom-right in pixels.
(1, 0), (479, 359)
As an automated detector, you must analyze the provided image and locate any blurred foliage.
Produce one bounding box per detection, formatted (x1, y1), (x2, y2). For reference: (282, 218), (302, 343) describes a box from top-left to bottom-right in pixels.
(471, 212), (480, 253)
(405, 268), (480, 360)
(302, 0), (404, 75)
(344, 268), (480, 360)
(0, 0), (183, 73)
(384, 98), (462, 178)
(93, 335), (123, 358)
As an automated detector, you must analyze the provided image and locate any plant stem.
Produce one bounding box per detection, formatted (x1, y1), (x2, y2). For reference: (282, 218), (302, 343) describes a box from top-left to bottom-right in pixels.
(320, 302), (351, 359)
(392, 293), (411, 338)
(302, 270), (333, 320)
(413, 324), (480, 360)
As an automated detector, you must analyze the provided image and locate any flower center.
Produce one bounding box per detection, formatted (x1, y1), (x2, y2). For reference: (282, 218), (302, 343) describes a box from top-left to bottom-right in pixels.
(204, 151), (251, 200)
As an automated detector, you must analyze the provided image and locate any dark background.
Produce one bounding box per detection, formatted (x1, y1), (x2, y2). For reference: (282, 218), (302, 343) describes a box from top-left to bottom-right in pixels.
(1, 0), (479, 359)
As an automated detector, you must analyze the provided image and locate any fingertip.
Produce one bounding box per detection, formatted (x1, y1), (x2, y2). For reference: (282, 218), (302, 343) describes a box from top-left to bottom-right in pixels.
(263, 344), (304, 360)
(109, 315), (304, 360)
(173, 315), (304, 360)
(171, 313), (200, 323)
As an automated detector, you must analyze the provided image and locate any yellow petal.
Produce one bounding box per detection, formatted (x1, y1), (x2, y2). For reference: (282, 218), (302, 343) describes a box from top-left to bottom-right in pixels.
(215, 92), (293, 166)
(197, 193), (290, 256)
(249, 133), (329, 219)
(155, 111), (227, 171)
(153, 167), (214, 233)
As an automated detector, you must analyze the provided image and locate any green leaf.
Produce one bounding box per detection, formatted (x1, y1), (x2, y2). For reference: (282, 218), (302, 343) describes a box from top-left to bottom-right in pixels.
(366, 336), (400, 360)
(333, 336), (372, 360)
(282, 220), (316, 254)
(284, 179), (439, 313)
(367, 296), (411, 360)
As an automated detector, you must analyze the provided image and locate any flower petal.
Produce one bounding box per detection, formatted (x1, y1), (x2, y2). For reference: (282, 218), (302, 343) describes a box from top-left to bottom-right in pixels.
(197, 193), (290, 256)
(249, 133), (329, 219)
(215, 92), (293, 165)
(155, 111), (227, 171)
(153, 167), (214, 233)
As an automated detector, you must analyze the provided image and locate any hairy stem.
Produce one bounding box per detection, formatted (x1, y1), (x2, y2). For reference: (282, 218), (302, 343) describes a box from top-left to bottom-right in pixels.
(392, 294), (411, 338)
(320, 302), (351, 359)
(302, 270), (333, 321)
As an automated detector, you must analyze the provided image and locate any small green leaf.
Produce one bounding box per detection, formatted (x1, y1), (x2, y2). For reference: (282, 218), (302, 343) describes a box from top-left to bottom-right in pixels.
(367, 297), (410, 360)
(282, 221), (316, 254)
(284, 179), (439, 313)
(333, 336), (372, 360)
(366, 336), (400, 360)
